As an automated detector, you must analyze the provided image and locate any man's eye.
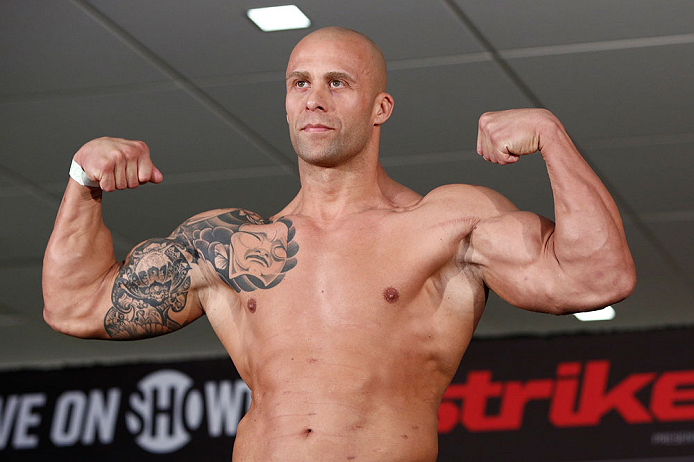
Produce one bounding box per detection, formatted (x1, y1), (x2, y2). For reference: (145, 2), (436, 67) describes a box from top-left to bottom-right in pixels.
(330, 80), (343, 88)
(296, 81), (307, 88)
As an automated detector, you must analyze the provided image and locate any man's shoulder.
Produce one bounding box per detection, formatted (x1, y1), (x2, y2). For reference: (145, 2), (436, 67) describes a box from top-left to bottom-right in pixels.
(173, 207), (278, 234)
(419, 184), (516, 220)
(170, 207), (299, 293)
(181, 207), (266, 226)
(171, 207), (272, 244)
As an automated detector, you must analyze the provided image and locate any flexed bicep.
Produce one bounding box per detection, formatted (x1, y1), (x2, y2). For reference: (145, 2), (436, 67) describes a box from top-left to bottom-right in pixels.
(466, 206), (568, 313)
(470, 108), (635, 313)
(104, 238), (202, 339)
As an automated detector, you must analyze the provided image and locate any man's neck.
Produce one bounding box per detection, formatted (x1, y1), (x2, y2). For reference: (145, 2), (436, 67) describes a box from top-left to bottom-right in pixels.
(280, 156), (403, 224)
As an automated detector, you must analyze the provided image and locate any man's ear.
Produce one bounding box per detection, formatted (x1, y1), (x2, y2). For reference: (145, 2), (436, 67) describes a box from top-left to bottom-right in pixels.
(373, 93), (394, 126)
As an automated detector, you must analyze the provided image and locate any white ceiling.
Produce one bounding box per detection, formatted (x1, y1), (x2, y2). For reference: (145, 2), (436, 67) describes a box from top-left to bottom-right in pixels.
(1, 0), (693, 369)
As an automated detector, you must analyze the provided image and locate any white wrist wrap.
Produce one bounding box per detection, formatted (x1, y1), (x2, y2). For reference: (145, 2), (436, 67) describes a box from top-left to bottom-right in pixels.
(69, 159), (100, 188)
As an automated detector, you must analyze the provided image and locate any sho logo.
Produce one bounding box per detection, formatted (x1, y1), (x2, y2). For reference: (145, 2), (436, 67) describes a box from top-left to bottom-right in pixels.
(125, 370), (201, 453)
(124, 370), (251, 454)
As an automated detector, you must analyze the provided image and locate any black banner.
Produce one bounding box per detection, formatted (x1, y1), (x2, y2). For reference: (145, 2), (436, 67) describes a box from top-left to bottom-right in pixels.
(0, 359), (248, 461)
(1, 328), (693, 461)
(439, 327), (694, 461)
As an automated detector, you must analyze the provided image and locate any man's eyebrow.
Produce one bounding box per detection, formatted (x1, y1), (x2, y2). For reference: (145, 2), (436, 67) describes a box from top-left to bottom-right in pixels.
(285, 70), (357, 83)
(286, 71), (310, 81)
(325, 71), (356, 83)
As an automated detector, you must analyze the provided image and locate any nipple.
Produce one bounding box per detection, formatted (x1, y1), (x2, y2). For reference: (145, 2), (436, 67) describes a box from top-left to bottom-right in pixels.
(247, 298), (257, 313)
(383, 287), (400, 303)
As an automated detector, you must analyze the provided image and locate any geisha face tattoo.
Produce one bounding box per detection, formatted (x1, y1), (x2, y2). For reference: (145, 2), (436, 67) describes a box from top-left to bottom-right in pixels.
(173, 209), (299, 293)
(229, 222), (291, 285)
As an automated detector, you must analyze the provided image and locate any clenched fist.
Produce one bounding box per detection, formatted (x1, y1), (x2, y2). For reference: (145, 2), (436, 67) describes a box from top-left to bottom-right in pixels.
(73, 137), (163, 192)
(476, 108), (561, 165)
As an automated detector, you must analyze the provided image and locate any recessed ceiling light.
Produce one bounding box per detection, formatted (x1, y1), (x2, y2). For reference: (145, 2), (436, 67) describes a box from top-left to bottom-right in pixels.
(573, 306), (616, 322)
(247, 5), (311, 32)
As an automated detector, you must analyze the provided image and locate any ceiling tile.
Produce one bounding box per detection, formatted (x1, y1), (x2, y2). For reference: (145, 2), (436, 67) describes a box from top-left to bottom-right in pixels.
(206, 80), (295, 158)
(382, 62), (533, 157)
(586, 140), (694, 214)
(87, 0), (482, 80)
(0, 0), (164, 96)
(612, 224), (694, 328)
(506, 43), (694, 141)
(0, 265), (43, 320)
(454, 0), (694, 49)
(0, 196), (57, 262)
(0, 89), (284, 185)
(643, 220), (694, 286)
(295, 0), (483, 59)
(0, 168), (25, 188)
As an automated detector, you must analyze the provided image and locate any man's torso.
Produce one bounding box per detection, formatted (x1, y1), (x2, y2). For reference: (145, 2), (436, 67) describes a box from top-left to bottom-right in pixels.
(176, 186), (487, 461)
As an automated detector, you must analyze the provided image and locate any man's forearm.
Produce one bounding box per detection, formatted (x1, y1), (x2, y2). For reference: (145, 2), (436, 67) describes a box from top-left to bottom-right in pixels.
(42, 180), (120, 337)
(540, 118), (636, 301)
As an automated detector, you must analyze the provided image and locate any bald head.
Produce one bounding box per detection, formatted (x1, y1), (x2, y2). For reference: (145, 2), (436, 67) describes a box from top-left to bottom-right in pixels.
(288, 27), (388, 93)
(284, 27), (395, 167)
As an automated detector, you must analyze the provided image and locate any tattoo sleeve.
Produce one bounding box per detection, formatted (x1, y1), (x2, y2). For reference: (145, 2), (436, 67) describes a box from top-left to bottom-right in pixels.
(103, 209), (299, 339)
(104, 239), (193, 339)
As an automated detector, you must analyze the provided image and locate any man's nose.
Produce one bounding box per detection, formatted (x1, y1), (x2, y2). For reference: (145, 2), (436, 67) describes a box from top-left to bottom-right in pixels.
(306, 85), (329, 111)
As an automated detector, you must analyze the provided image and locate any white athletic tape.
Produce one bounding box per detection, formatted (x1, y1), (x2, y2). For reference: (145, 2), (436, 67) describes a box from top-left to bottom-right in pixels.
(69, 159), (100, 188)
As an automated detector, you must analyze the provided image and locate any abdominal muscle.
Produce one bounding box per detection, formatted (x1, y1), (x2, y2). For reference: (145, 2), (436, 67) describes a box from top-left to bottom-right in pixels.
(226, 316), (450, 461)
(218, 281), (477, 461)
(231, 363), (441, 462)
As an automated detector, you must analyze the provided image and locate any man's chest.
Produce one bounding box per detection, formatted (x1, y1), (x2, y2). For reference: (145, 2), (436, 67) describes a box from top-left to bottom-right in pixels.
(199, 210), (482, 380)
(226, 213), (474, 332)
(182, 206), (474, 298)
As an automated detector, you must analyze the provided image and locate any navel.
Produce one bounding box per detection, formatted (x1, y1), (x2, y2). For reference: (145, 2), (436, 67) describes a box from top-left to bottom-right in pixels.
(247, 298), (257, 313)
(383, 287), (400, 303)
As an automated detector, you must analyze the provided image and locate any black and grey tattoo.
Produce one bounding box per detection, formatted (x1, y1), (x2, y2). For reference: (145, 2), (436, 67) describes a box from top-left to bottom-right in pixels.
(173, 209), (299, 293)
(103, 209), (299, 339)
(104, 239), (192, 339)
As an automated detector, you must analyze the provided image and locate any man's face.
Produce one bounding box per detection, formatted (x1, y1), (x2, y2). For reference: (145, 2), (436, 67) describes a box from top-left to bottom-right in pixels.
(285, 34), (381, 167)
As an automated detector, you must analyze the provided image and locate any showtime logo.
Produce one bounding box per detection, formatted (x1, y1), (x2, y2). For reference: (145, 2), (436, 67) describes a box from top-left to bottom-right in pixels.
(126, 370), (251, 453)
(0, 369), (251, 454)
(438, 360), (694, 433)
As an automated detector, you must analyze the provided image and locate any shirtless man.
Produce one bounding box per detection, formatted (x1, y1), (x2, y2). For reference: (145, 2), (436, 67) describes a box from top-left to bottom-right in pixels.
(42, 27), (636, 461)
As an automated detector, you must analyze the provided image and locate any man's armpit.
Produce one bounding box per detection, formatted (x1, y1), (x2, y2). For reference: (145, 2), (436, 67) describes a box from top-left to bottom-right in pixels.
(104, 238), (192, 340)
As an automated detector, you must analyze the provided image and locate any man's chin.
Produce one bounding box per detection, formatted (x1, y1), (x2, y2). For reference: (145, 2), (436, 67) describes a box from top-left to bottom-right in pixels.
(296, 149), (345, 168)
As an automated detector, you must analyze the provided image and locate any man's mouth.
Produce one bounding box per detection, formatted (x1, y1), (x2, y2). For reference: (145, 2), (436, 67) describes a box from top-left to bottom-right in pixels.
(301, 123), (333, 132)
